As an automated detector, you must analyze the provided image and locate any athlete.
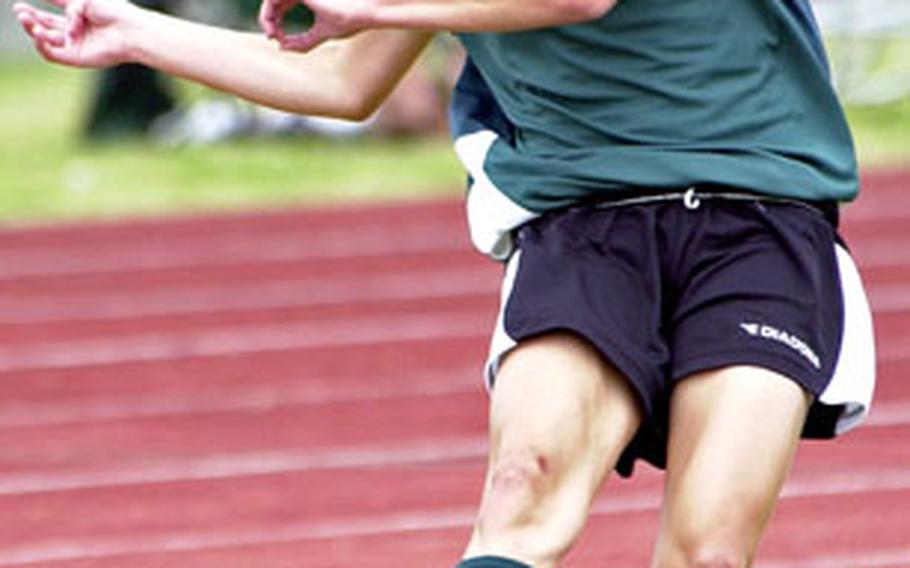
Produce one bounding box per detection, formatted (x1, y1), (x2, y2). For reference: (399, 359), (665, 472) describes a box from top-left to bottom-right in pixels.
(13, 1), (876, 567)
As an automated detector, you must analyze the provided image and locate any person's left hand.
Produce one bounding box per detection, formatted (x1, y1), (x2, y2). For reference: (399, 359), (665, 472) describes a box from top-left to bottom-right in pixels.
(259, 0), (374, 52)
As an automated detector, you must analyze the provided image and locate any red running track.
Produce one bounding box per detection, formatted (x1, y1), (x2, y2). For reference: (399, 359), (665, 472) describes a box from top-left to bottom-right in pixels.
(0, 170), (909, 567)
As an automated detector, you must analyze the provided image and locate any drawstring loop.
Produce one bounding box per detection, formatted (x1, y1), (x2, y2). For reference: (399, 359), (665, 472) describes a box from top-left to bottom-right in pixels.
(682, 187), (701, 210)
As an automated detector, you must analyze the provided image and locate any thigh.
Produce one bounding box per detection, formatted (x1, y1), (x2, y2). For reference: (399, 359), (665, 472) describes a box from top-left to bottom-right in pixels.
(485, 206), (674, 476)
(466, 331), (643, 566)
(490, 331), (643, 480)
(652, 365), (811, 567)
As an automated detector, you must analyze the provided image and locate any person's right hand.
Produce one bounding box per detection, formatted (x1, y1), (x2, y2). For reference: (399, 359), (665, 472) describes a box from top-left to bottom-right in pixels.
(13, 0), (140, 68)
(259, 0), (372, 53)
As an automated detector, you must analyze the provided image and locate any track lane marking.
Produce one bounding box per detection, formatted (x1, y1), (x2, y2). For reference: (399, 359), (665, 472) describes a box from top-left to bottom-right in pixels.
(0, 467), (907, 565)
(0, 225), (466, 281)
(0, 217), (905, 280)
(7, 275), (910, 325)
(0, 383), (905, 431)
(0, 368), (480, 428)
(759, 547), (910, 568)
(0, 268), (496, 325)
(4, 314), (910, 372)
(0, 398), (907, 496)
(0, 436), (489, 497)
(0, 311), (489, 373)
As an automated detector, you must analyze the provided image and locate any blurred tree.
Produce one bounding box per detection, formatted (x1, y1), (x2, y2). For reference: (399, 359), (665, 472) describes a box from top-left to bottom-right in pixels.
(82, 0), (176, 140)
(82, 0), (314, 140)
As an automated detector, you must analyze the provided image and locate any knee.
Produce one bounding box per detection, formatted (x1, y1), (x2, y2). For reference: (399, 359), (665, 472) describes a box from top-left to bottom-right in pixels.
(682, 549), (748, 568)
(481, 452), (555, 526)
(655, 534), (752, 568)
(470, 451), (575, 564)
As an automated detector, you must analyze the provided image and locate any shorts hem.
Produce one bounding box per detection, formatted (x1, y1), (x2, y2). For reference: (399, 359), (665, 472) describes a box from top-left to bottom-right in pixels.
(496, 321), (663, 421)
(672, 350), (824, 394)
(672, 350), (847, 439)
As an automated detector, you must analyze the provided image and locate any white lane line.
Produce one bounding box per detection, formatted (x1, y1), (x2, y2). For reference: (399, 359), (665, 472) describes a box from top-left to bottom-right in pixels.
(0, 198), (905, 279)
(851, 239), (910, 269)
(0, 396), (906, 497)
(0, 507), (485, 566)
(12, 267), (910, 326)
(0, 368), (480, 429)
(0, 268), (496, 326)
(15, 266), (905, 326)
(0, 378), (903, 433)
(0, 436), (489, 497)
(865, 400), (910, 428)
(0, 311), (488, 373)
(0, 225), (466, 281)
(0, 467), (908, 566)
(4, 312), (910, 373)
(759, 548), (910, 568)
(874, 343), (910, 362)
(845, 203), (910, 222)
(870, 284), (910, 314)
(781, 468), (910, 499)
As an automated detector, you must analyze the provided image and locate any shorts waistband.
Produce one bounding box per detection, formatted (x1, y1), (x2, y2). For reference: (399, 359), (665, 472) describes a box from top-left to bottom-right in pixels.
(591, 188), (840, 227)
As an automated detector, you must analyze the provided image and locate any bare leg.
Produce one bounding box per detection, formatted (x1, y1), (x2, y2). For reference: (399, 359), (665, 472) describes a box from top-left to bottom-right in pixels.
(651, 366), (811, 568)
(463, 332), (643, 568)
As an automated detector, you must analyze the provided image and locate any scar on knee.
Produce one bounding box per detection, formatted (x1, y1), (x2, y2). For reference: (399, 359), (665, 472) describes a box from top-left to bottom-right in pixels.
(490, 454), (553, 496)
(481, 456), (553, 531)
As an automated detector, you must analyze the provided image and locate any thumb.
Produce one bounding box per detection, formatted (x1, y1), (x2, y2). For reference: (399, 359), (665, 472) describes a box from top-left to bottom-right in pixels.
(65, 0), (88, 41)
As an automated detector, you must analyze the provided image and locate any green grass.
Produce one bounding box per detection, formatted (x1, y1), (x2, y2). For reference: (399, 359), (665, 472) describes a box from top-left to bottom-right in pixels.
(826, 34), (910, 168)
(846, 98), (910, 168)
(1, 56), (909, 224)
(0, 58), (464, 223)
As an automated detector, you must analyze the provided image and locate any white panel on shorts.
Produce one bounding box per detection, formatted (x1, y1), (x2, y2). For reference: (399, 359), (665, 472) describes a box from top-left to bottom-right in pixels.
(484, 249), (523, 390)
(820, 244), (877, 434)
(454, 130), (537, 261)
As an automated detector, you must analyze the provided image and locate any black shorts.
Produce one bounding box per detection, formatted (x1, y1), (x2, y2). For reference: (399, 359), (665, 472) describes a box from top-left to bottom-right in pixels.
(486, 192), (876, 477)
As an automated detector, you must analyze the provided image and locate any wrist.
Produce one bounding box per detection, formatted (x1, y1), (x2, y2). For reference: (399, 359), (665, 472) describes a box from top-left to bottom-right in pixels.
(352, 0), (384, 30)
(118, 2), (155, 65)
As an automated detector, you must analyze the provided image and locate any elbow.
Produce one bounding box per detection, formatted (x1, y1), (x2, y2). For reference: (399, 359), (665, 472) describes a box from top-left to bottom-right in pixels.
(327, 70), (383, 121)
(333, 74), (388, 121)
(557, 0), (616, 21)
(347, 92), (382, 122)
(334, 91), (380, 122)
(282, 80), (378, 122)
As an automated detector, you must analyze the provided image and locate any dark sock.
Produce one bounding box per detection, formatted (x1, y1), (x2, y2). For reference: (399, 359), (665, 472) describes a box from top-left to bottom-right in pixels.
(455, 556), (532, 568)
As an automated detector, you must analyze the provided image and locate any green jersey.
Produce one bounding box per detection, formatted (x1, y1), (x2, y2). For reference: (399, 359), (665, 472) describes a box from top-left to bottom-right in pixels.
(450, 0), (857, 258)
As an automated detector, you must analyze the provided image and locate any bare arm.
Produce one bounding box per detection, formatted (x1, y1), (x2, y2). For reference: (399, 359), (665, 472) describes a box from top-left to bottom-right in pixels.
(14, 0), (431, 120)
(368, 0), (618, 31)
(261, 0), (617, 51)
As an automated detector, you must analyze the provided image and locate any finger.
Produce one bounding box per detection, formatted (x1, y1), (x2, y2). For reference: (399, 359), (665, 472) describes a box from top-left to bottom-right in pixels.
(22, 0), (66, 11)
(11, 2), (35, 15)
(33, 23), (67, 46)
(258, 0), (279, 38)
(259, 0), (289, 39)
(261, 0), (296, 40)
(16, 7), (67, 60)
(17, 10), (60, 44)
(34, 35), (76, 66)
(33, 35), (56, 61)
(12, 2), (43, 23)
(14, 3), (66, 31)
(15, 11), (39, 37)
(280, 28), (324, 52)
(14, 9), (48, 39)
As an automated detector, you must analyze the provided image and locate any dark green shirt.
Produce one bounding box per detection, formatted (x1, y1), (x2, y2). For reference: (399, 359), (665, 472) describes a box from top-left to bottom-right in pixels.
(451, 0), (858, 226)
